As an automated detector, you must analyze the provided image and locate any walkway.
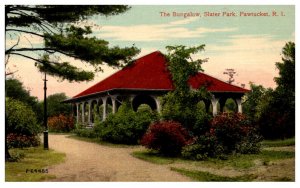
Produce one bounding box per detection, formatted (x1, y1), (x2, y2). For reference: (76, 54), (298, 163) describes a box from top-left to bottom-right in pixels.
(47, 134), (191, 182)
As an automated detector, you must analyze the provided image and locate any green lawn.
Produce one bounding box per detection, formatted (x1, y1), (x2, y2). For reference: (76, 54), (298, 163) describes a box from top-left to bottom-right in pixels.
(261, 137), (295, 147)
(171, 167), (257, 181)
(132, 149), (294, 169)
(132, 139), (295, 181)
(5, 146), (65, 182)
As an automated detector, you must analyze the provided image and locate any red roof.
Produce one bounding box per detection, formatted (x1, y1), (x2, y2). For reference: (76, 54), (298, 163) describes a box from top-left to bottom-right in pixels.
(73, 51), (248, 99)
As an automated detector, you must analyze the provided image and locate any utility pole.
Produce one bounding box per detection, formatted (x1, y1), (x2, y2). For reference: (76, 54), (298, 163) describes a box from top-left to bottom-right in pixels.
(43, 72), (49, 149)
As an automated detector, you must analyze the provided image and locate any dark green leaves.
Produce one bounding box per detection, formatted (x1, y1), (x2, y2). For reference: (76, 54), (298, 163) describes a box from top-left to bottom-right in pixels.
(5, 5), (140, 82)
(166, 45), (206, 94)
(36, 60), (94, 82)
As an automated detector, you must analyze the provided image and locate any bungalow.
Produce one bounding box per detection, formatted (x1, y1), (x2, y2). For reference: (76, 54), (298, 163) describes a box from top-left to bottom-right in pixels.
(65, 51), (249, 126)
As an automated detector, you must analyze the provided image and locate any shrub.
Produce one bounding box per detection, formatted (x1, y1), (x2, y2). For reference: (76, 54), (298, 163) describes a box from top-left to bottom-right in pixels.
(161, 90), (212, 136)
(6, 97), (42, 136)
(182, 135), (225, 160)
(192, 108), (212, 136)
(7, 133), (40, 149)
(140, 121), (192, 156)
(73, 128), (97, 138)
(210, 112), (248, 154)
(182, 113), (262, 160)
(94, 101), (158, 144)
(48, 114), (75, 132)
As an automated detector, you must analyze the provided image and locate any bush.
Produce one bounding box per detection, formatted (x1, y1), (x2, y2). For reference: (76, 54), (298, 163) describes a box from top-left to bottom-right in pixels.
(140, 121), (192, 156)
(192, 108), (212, 136)
(94, 101), (158, 144)
(73, 128), (98, 138)
(182, 113), (262, 160)
(48, 114), (75, 132)
(6, 97), (42, 136)
(7, 133), (40, 149)
(161, 90), (212, 136)
(182, 135), (225, 160)
(210, 112), (248, 154)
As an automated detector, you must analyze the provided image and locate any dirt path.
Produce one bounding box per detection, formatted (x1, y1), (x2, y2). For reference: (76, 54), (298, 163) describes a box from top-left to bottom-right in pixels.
(46, 134), (191, 182)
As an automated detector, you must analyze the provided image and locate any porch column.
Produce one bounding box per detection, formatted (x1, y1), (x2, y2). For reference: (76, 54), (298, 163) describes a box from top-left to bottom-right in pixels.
(153, 96), (161, 113)
(102, 97), (108, 121)
(88, 100), (92, 125)
(111, 95), (117, 114)
(236, 98), (243, 113)
(76, 103), (79, 124)
(81, 102), (85, 124)
(211, 96), (219, 116)
(129, 95), (136, 102)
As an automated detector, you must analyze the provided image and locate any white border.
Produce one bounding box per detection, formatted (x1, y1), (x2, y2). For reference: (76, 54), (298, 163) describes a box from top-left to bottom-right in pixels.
(1, 1), (298, 188)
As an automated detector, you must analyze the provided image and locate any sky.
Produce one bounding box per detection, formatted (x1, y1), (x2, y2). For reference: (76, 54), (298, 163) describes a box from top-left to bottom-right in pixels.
(5, 5), (295, 100)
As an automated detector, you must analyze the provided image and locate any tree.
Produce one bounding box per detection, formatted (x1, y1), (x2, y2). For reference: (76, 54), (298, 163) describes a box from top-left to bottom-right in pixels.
(5, 5), (140, 160)
(6, 98), (42, 159)
(165, 45), (206, 94)
(161, 45), (212, 134)
(243, 83), (273, 122)
(256, 42), (295, 139)
(223, 68), (236, 84)
(5, 5), (140, 81)
(5, 78), (42, 122)
(274, 41), (295, 91)
(40, 93), (72, 118)
(5, 78), (38, 108)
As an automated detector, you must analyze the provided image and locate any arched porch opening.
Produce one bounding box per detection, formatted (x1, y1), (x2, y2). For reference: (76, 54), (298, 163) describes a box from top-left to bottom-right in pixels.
(132, 95), (157, 112)
(224, 98), (238, 113)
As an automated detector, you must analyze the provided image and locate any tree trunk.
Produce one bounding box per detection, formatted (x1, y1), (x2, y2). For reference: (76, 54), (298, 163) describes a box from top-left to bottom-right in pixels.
(5, 115), (11, 161)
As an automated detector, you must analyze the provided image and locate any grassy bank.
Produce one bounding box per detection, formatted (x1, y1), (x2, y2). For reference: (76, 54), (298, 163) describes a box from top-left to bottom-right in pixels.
(132, 138), (295, 181)
(262, 137), (295, 147)
(5, 146), (65, 182)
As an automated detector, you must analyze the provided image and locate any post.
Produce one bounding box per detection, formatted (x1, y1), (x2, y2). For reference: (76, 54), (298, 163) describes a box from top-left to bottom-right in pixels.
(76, 103), (79, 124)
(43, 72), (49, 150)
(82, 102), (85, 124)
(211, 96), (219, 116)
(88, 100), (92, 125)
(236, 98), (243, 113)
(111, 96), (117, 114)
(153, 96), (161, 113)
(102, 97), (107, 121)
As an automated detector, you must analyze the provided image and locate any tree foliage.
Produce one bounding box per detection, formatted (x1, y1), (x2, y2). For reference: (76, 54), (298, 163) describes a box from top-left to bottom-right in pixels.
(243, 83), (273, 121)
(5, 5), (140, 81)
(5, 78), (41, 121)
(244, 42), (295, 139)
(274, 41), (295, 91)
(161, 45), (212, 133)
(6, 97), (42, 136)
(257, 42), (295, 139)
(5, 78), (38, 108)
(41, 93), (72, 117)
(165, 45), (206, 94)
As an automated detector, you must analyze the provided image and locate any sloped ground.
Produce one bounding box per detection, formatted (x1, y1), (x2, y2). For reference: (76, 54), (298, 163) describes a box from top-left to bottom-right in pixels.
(46, 134), (191, 181)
